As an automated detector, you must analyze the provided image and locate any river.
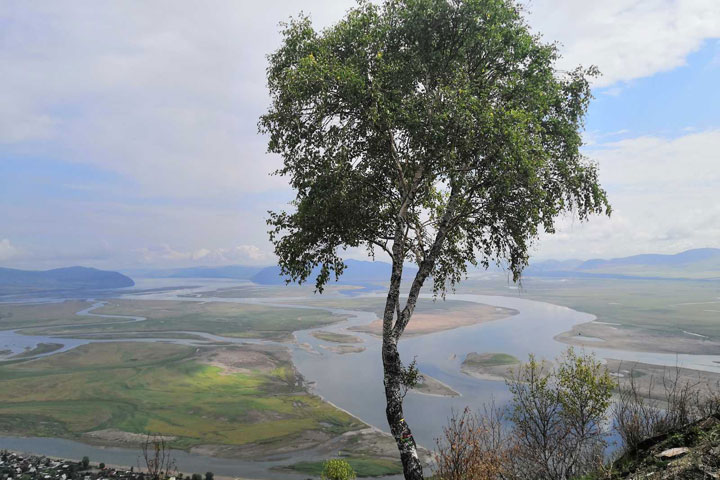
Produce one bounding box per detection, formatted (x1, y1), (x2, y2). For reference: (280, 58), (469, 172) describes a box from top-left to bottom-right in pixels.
(1, 278), (719, 478)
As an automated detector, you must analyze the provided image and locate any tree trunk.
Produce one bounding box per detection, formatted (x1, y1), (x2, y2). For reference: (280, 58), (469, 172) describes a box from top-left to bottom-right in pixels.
(383, 337), (424, 480)
(379, 186), (457, 479)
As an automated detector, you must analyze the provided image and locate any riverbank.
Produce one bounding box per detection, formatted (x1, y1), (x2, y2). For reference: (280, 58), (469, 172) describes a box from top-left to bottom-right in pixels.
(556, 320), (720, 355)
(0, 450), (145, 480)
(412, 374), (460, 397)
(0, 340), (401, 465)
(605, 358), (720, 401)
(349, 304), (518, 337)
(3, 280), (720, 478)
(0, 448), (255, 480)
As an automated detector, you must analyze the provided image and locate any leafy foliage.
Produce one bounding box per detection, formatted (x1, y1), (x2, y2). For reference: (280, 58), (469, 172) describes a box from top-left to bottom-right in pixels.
(261, 1), (610, 477)
(434, 404), (512, 480)
(506, 348), (615, 479)
(260, 0), (609, 293)
(435, 349), (616, 480)
(321, 459), (357, 480)
(399, 356), (421, 398)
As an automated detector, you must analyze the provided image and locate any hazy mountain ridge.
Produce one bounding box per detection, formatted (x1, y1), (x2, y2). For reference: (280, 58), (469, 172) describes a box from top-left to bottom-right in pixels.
(126, 259), (415, 288)
(126, 265), (263, 280)
(527, 248), (720, 280)
(0, 266), (135, 294)
(252, 259), (418, 286)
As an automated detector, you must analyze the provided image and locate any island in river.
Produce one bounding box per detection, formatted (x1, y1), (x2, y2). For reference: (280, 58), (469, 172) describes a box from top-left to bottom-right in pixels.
(461, 352), (520, 381)
(0, 299), (418, 477)
(2, 275), (720, 479)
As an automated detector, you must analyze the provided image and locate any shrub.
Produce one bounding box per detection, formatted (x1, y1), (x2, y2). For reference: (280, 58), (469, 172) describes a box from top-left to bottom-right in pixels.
(321, 459), (356, 480)
(81, 456), (90, 469)
(139, 433), (176, 479)
(613, 363), (720, 453)
(434, 404), (512, 480)
(435, 348), (615, 480)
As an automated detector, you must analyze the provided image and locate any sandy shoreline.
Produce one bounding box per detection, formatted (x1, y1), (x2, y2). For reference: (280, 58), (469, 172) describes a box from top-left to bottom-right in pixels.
(556, 321), (720, 355)
(412, 374), (461, 397)
(605, 358), (720, 401)
(349, 305), (518, 337)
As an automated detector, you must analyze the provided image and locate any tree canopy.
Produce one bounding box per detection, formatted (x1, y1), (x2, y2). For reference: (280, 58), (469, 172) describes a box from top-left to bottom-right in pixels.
(260, 0), (609, 295)
(260, 1), (610, 477)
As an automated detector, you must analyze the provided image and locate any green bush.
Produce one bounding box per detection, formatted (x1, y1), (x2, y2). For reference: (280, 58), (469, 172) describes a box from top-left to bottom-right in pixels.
(321, 459), (356, 480)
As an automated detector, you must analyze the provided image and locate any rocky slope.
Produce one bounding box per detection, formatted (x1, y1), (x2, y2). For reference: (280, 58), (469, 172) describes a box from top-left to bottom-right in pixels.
(609, 414), (720, 479)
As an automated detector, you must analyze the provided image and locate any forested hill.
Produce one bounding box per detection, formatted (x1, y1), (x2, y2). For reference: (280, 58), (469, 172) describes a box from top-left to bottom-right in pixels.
(0, 266), (134, 294)
(527, 248), (720, 280)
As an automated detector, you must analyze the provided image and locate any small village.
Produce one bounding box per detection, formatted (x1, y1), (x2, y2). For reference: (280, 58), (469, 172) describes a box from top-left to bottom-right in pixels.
(0, 451), (190, 480)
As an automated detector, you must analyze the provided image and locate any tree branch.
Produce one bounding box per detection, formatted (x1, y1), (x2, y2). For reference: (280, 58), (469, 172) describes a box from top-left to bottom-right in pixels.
(392, 186), (459, 339)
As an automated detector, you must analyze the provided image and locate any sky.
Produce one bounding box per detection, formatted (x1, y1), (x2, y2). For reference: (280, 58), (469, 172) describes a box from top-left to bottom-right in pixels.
(1, 0), (719, 270)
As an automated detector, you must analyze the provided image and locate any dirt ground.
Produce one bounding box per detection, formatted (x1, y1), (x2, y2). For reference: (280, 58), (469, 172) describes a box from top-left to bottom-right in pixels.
(197, 343), (290, 375)
(605, 358), (720, 402)
(556, 321), (720, 355)
(350, 305), (517, 337)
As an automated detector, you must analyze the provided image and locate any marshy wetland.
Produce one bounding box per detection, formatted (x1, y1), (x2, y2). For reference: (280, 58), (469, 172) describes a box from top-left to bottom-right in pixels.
(1, 275), (719, 478)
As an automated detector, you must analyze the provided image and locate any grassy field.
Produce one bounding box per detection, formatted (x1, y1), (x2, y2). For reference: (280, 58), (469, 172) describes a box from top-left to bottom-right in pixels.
(12, 342), (63, 358)
(460, 352), (519, 381)
(311, 330), (363, 344)
(185, 284), (361, 299)
(0, 301), (96, 330)
(463, 352), (519, 368)
(283, 457), (403, 477)
(0, 342), (365, 452)
(16, 299), (345, 342)
(460, 276), (720, 340)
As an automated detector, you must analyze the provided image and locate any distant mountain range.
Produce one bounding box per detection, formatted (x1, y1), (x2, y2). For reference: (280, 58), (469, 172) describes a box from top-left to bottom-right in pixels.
(7, 248), (713, 297)
(0, 266), (135, 294)
(126, 265), (264, 280)
(130, 248), (720, 286)
(526, 248), (720, 280)
(251, 259), (417, 286)
(131, 259), (415, 287)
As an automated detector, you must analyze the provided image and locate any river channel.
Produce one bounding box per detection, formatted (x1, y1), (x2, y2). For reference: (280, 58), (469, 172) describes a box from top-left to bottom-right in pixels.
(1, 279), (719, 478)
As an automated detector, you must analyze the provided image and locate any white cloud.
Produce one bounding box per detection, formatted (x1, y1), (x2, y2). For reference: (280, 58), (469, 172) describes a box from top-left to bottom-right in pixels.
(525, 0), (720, 87)
(0, 239), (19, 261)
(1, 1), (719, 267)
(0, 0), (357, 196)
(136, 243), (271, 266)
(535, 129), (720, 259)
(2, 1), (717, 194)
(2, 1), (716, 195)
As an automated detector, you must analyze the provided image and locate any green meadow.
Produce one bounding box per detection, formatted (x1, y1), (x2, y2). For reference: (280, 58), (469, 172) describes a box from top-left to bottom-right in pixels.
(0, 300), (96, 330)
(0, 342), (364, 450)
(462, 276), (720, 340)
(16, 299), (344, 342)
(311, 330), (363, 344)
(463, 352), (519, 368)
(12, 342), (63, 358)
(284, 457), (403, 477)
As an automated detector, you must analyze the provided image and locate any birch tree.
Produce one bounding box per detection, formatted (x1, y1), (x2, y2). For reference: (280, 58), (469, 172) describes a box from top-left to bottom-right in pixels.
(259, 1), (610, 478)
